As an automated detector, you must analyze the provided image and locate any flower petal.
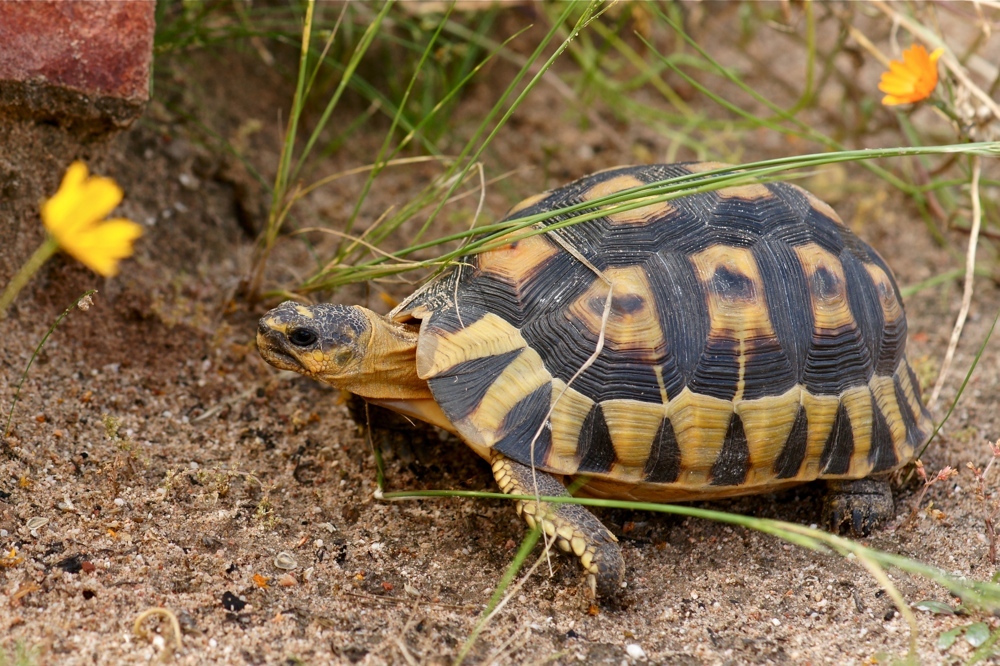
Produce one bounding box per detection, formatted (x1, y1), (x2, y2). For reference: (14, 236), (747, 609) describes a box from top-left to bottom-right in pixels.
(878, 43), (942, 106)
(42, 165), (124, 240)
(57, 219), (144, 277)
(41, 162), (89, 234)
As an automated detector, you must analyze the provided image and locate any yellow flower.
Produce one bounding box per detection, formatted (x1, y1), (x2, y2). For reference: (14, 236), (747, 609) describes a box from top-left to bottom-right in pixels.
(878, 44), (945, 106)
(41, 161), (143, 277)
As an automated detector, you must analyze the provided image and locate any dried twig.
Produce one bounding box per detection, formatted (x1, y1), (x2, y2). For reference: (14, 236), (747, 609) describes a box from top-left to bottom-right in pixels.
(133, 607), (183, 663)
(929, 156), (982, 408)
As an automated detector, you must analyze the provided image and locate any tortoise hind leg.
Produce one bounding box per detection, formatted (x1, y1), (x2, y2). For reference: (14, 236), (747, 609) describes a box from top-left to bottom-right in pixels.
(490, 451), (624, 598)
(823, 477), (894, 536)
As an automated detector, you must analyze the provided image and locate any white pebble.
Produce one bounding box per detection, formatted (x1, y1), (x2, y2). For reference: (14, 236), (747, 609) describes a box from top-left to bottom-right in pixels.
(625, 643), (646, 660)
(771, 618), (781, 626)
(274, 552), (298, 570)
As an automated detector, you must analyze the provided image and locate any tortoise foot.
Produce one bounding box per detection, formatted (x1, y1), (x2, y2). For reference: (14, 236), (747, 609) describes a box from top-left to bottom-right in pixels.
(823, 478), (894, 536)
(491, 452), (625, 599)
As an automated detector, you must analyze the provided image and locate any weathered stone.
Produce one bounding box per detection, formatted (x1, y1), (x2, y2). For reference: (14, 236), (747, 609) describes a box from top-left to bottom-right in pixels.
(0, 1), (155, 136)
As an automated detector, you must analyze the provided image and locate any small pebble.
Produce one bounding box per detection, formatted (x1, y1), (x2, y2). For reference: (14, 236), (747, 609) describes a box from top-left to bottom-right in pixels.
(278, 574), (296, 587)
(26, 517), (48, 531)
(274, 552), (298, 570)
(771, 618), (781, 626)
(625, 643), (646, 660)
(178, 173), (199, 190)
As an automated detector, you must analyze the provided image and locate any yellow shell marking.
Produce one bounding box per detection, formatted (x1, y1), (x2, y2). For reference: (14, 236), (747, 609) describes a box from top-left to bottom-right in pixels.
(582, 174), (674, 225)
(416, 312), (526, 379)
(793, 243), (856, 333)
(476, 229), (560, 286)
(865, 262), (904, 327)
(461, 346), (551, 447)
(735, 387), (801, 485)
(683, 161), (731, 174)
(567, 265), (666, 357)
(869, 374), (908, 462)
(689, 245), (775, 402)
(665, 388), (734, 487)
(548, 379), (594, 474)
(682, 162), (771, 200)
(838, 385), (874, 478)
(601, 399), (667, 480)
(797, 391), (841, 478)
(583, 174), (645, 202)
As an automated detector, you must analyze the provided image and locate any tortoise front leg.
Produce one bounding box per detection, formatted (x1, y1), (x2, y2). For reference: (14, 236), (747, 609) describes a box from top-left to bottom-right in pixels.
(490, 451), (625, 598)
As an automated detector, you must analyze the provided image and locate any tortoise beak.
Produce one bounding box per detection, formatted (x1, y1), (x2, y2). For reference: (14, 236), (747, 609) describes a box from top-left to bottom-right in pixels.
(256, 319), (307, 374)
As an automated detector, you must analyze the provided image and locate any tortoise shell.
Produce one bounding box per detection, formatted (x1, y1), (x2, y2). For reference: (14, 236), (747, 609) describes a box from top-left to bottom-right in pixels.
(392, 163), (931, 501)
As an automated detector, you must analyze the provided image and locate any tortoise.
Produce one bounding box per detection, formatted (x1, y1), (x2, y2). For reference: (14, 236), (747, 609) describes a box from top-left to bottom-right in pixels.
(256, 163), (931, 598)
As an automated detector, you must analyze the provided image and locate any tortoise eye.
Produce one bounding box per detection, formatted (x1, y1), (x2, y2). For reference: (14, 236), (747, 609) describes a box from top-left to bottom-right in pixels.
(288, 328), (318, 347)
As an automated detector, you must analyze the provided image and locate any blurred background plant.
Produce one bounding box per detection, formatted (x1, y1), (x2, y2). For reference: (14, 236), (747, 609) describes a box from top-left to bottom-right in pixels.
(154, 1), (999, 307)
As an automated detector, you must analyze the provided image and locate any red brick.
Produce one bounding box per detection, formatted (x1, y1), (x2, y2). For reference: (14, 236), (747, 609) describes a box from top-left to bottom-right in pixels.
(0, 1), (155, 133)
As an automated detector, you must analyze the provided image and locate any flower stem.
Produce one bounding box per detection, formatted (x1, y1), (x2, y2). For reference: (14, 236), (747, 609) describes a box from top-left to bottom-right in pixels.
(0, 237), (59, 319)
(4, 289), (97, 438)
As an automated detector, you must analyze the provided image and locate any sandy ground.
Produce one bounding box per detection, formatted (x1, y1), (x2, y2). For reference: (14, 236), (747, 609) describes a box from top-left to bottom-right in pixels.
(3, 5), (1000, 665)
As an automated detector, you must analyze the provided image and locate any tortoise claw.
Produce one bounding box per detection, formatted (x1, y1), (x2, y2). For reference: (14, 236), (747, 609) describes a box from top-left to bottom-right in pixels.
(593, 540), (625, 599)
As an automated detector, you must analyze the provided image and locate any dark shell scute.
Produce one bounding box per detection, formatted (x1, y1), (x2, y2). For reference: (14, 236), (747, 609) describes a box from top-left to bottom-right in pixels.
(802, 325), (873, 395)
(894, 374), (923, 448)
(840, 251), (886, 380)
(751, 239), (813, 383)
(820, 402), (854, 475)
(576, 404), (617, 474)
(647, 252), (710, 396)
(764, 184), (845, 254)
(868, 393), (898, 473)
(428, 348), (523, 422)
(773, 406), (809, 479)
(643, 417), (681, 483)
(492, 384), (552, 466)
(709, 413), (750, 486)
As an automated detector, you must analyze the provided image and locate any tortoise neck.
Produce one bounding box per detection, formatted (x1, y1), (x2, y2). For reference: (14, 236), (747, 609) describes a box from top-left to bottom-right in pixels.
(347, 310), (431, 401)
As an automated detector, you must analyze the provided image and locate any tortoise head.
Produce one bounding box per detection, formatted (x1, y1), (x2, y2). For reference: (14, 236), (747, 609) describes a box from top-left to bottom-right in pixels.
(257, 302), (372, 386)
(257, 301), (429, 401)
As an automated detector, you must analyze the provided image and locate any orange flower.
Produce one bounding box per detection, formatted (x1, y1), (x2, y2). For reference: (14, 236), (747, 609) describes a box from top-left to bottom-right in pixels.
(878, 44), (945, 106)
